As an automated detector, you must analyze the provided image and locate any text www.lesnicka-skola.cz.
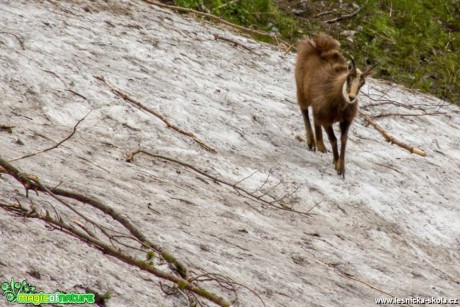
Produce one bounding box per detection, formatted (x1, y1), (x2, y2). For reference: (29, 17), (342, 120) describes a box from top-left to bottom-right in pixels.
(375, 297), (459, 305)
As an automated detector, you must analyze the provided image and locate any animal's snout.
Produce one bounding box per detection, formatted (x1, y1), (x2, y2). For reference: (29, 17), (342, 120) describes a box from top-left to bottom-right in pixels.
(349, 95), (356, 101)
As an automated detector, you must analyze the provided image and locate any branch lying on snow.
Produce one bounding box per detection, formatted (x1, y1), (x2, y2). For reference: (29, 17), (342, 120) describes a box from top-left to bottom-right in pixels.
(94, 76), (217, 153)
(213, 33), (258, 54)
(359, 111), (427, 157)
(126, 149), (318, 216)
(0, 201), (231, 307)
(370, 111), (446, 120)
(0, 157), (265, 307)
(8, 111), (91, 162)
(0, 155), (188, 277)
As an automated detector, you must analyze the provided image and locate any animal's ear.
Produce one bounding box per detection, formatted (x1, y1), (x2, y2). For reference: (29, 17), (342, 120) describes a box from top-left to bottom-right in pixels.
(363, 61), (380, 77)
(347, 58), (357, 75)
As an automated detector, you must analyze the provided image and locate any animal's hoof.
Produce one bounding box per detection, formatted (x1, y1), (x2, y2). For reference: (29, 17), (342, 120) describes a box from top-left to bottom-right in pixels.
(307, 143), (316, 152)
(336, 162), (345, 179)
(317, 142), (327, 153)
(333, 159), (339, 170)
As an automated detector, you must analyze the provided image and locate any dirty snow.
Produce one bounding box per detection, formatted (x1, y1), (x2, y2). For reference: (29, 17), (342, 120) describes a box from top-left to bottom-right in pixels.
(0, 0), (459, 306)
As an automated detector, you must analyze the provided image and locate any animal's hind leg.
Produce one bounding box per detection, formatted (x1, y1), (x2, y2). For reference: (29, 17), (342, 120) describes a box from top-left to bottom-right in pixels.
(301, 108), (315, 151)
(314, 120), (327, 153)
(324, 125), (339, 169)
(337, 120), (351, 178)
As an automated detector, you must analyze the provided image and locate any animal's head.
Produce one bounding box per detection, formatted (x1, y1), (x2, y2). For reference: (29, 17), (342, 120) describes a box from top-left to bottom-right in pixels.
(343, 59), (377, 104)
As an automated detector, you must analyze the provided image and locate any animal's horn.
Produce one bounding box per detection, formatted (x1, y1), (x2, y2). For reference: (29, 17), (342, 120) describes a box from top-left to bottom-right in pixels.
(347, 57), (356, 73)
(364, 61), (380, 76)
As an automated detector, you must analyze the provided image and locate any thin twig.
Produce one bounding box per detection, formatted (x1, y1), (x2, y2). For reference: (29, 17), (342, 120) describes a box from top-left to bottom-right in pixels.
(94, 76), (217, 153)
(232, 170), (258, 188)
(9, 111), (92, 162)
(213, 0), (238, 11)
(314, 10), (336, 18)
(0, 201), (230, 307)
(214, 34), (257, 54)
(359, 111), (427, 157)
(325, 6), (362, 24)
(370, 111), (446, 120)
(127, 150), (312, 216)
(0, 155), (189, 279)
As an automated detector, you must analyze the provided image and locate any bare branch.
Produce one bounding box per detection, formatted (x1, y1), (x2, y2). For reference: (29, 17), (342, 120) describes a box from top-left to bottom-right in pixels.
(359, 111), (427, 157)
(127, 149), (312, 216)
(370, 111), (446, 120)
(94, 76), (217, 153)
(9, 110), (92, 162)
(325, 6), (361, 24)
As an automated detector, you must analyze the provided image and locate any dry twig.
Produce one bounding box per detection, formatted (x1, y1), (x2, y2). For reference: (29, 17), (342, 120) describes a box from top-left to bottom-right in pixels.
(0, 155), (236, 306)
(359, 111), (427, 157)
(0, 201), (230, 307)
(214, 34), (257, 54)
(94, 76), (217, 153)
(126, 149), (311, 216)
(370, 111), (446, 120)
(325, 6), (362, 23)
(9, 111), (92, 162)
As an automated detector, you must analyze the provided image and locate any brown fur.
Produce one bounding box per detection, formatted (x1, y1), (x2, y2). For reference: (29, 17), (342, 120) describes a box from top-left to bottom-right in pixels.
(295, 34), (367, 178)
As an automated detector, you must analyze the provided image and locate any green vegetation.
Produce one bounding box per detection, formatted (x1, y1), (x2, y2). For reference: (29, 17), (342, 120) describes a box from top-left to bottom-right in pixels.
(172, 0), (300, 40)
(169, 0), (460, 104)
(343, 0), (460, 103)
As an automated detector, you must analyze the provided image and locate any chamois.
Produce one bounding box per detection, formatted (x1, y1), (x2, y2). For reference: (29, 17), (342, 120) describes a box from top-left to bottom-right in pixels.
(295, 34), (374, 178)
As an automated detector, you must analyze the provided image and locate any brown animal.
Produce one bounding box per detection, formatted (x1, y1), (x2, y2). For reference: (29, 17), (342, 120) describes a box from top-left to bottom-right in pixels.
(295, 34), (374, 178)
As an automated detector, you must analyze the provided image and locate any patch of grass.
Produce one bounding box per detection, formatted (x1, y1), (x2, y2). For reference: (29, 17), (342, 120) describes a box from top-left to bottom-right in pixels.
(168, 0), (460, 104)
(172, 0), (302, 42)
(347, 0), (460, 103)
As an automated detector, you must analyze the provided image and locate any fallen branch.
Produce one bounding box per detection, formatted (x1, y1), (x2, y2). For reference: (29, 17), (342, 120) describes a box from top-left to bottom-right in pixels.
(0, 202), (230, 307)
(314, 10), (337, 18)
(214, 33), (257, 54)
(370, 111), (446, 120)
(0, 155), (188, 278)
(94, 76), (217, 153)
(8, 111), (92, 162)
(359, 111), (427, 157)
(126, 149), (314, 216)
(0, 154), (243, 305)
(140, 0), (281, 42)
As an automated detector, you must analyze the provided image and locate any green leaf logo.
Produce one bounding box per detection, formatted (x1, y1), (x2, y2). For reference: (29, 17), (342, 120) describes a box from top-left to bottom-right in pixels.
(1, 277), (36, 303)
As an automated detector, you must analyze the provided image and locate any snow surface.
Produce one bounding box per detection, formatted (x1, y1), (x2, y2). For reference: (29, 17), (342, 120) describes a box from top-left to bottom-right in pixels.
(0, 0), (459, 306)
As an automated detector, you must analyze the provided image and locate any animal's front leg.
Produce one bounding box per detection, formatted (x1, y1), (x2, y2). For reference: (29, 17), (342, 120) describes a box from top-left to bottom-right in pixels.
(324, 125), (339, 168)
(314, 120), (327, 153)
(337, 120), (351, 178)
(301, 108), (315, 151)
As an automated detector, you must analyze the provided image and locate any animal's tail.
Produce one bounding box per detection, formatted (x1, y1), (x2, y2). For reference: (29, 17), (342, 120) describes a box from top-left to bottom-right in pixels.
(297, 34), (346, 64)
